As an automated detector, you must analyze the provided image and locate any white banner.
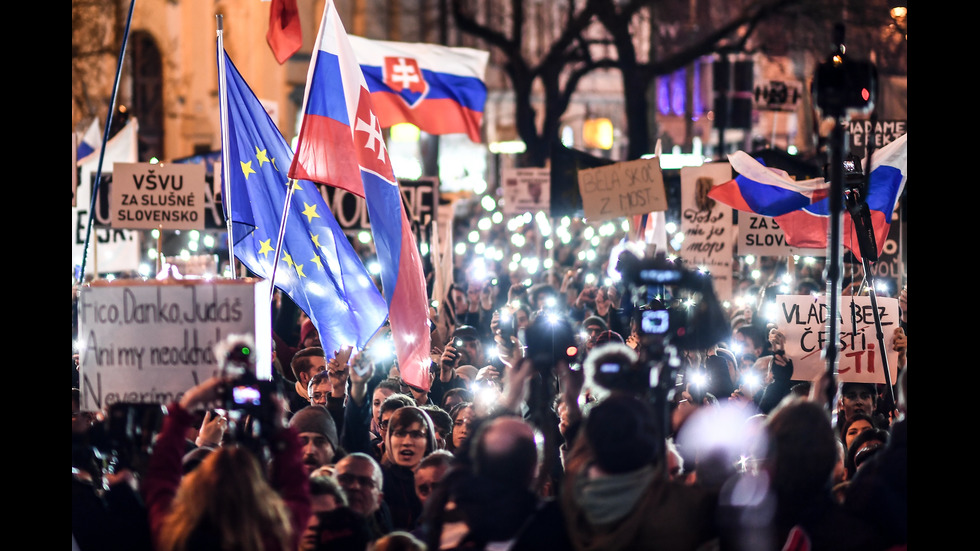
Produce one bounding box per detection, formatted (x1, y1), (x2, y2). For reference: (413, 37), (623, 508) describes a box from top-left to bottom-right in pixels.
(77, 278), (271, 411)
(774, 294), (900, 384)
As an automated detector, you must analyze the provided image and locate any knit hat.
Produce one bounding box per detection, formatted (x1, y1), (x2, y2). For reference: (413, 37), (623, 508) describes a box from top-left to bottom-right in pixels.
(455, 364), (478, 382)
(289, 405), (339, 451)
(585, 394), (661, 474)
(300, 319), (318, 345)
(453, 325), (479, 341)
(583, 316), (608, 331)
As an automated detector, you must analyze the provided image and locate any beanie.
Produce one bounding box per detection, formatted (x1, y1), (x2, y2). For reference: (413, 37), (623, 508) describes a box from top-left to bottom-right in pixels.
(583, 316), (608, 332)
(289, 405), (339, 452)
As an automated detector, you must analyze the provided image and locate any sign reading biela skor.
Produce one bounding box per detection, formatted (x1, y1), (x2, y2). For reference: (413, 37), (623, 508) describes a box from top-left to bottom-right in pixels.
(112, 162), (206, 230)
(76, 278), (271, 411)
(774, 295), (900, 384)
(577, 158), (667, 221)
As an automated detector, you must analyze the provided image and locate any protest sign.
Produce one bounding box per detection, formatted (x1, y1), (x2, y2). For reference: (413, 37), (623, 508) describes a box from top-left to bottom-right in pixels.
(738, 213), (826, 257)
(76, 278), (271, 411)
(774, 294), (900, 384)
(111, 162), (206, 230)
(501, 168), (551, 215)
(577, 158), (667, 221)
(680, 162), (734, 301)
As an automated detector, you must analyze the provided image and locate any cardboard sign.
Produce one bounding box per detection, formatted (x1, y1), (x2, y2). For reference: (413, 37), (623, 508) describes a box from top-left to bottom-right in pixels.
(577, 158), (667, 221)
(774, 294), (900, 384)
(679, 163), (734, 301)
(501, 168), (551, 215)
(76, 278), (272, 411)
(738, 214), (826, 257)
(111, 162), (206, 230)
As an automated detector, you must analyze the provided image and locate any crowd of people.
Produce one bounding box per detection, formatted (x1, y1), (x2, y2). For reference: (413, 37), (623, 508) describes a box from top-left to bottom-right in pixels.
(72, 212), (908, 550)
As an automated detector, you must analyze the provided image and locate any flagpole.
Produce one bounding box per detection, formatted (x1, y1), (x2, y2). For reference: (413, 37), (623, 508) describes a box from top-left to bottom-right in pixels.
(268, 181), (297, 301)
(216, 15), (237, 279)
(77, 0), (136, 285)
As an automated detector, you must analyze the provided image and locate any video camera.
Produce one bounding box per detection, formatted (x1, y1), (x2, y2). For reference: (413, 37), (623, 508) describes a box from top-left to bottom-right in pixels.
(214, 334), (279, 449)
(74, 402), (166, 478)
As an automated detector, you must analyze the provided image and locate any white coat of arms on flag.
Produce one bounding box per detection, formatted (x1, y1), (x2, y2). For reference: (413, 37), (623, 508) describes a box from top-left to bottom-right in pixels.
(383, 56), (428, 107)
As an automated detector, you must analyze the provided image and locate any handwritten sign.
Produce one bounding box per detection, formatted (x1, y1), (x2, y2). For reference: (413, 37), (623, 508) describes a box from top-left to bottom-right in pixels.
(680, 163), (734, 301)
(76, 278), (272, 411)
(112, 162), (206, 230)
(775, 295), (900, 384)
(577, 158), (667, 221)
(738, 214), (826, 257)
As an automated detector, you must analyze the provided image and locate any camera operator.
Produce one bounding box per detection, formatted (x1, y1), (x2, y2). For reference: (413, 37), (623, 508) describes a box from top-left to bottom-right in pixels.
(141, 376), (312, 551)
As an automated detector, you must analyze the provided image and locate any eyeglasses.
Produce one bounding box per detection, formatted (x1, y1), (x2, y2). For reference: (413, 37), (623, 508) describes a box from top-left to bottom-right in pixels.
(392, 430), (427, 440)
(336, 473), (377, 489)
(311, 393), (328, 402)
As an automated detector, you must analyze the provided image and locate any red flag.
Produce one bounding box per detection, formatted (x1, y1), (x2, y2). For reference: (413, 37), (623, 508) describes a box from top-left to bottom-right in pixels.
(267, 0), (302, 65)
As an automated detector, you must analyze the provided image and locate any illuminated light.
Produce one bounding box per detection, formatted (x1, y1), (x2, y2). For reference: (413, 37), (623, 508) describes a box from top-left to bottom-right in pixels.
(744, 254), (756, 265)
(522, 212), (533, 224)
(148, 248), (158, 260)
(508, 261), (518, 272)
(390, 122), (420, 142)
(478, 217), (492, 231)
(730, 342), (744, 355)
(584, 273), (596, 285)
(546, 312), (561, 325)
(149, 157), (160, 164)
(188, 241), (199, 252)
(779, 285), (789, 293)
(544, 239), (554, 250)
(762, 302), (778, 322)
(179, 249), (190, 260)
(583, 226), (595, 240)
(585, 249), (596, 261)
(511, 233), (526, 247)
(189, 230), (200, 242)
(861, 88), (870, 101)
(673, 233), (685, 244)
(698, 265), (709, 274)
(105, 274), (116, 282)
(665, 222), (677, 234)
(523, 278), (532, 287)
(481, 195), (497, 211)
(591, 236), (601, 247)
(751, 269), (761, 280)
(203, 234), (215, 248)
(722, 300), (731, 309)
(455, 242), (467, 255)
(583, 117), (614, 150)
(543, 258), (553, 269)
(474, 242), (486, 254)
(468, 230), (480, 243)
(690, 371), (707, 387)
(621, 219), (630, 232)
(566, 345), (578, 357)
(561, 216), (571, 227)
(803, 256), (817, 266)
(488, 140), (527, 154)
(561, 125), (574, 147)
(787, 145), (798, 155)
(577, 250), (586, 261)
(358, 231), (372, 244)
(875, 280), (890, 293)
(535, 211), (552, 236)
(781, 274), (793, 285)
(491, 211), (503, 224)
(151, 229), (160, 239)
(368, 261), (381, 275)
(420, 242), (429, 256)
(684, 297), (696, 308)
(507, 217), (522, 231)
(138, 264), (152, 277)
(511, 253), (521, 263)
(561, 233), (571, 244)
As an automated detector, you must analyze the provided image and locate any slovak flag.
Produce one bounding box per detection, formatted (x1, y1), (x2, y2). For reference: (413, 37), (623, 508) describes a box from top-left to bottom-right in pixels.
(708, 151), (830, 217)
(348, 35), (489, 143)
(289, 0), (432, 390)
(775, 133), (907, 261)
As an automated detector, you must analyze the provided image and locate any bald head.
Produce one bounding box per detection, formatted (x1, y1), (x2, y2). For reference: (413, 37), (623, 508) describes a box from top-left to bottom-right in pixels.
(471, 415), (539, 489)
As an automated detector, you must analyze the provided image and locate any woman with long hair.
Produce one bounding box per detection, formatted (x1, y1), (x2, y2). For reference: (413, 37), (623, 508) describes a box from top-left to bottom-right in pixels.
(142, 376), (311, 551)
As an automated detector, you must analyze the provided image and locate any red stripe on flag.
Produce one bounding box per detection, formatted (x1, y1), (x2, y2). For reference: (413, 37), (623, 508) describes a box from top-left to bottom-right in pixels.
(289, 114), (364, 196)
(370, 93), (484, 143)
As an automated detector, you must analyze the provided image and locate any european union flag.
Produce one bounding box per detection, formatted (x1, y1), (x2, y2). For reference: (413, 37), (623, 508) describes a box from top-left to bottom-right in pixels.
(220, 48), (388, 356)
